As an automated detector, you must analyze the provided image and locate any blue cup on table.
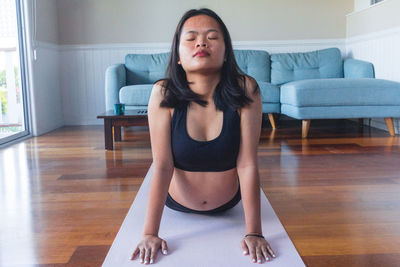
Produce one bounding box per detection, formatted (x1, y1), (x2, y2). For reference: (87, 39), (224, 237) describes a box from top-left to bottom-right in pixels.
(114, 103), (125, 115)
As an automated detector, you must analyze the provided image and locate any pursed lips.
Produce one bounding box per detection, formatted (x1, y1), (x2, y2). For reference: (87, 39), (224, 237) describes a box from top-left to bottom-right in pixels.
(194, 51), (210, 57)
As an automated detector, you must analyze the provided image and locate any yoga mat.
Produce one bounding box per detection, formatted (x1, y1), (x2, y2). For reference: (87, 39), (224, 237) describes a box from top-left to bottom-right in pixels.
(103, 163), (305, 266)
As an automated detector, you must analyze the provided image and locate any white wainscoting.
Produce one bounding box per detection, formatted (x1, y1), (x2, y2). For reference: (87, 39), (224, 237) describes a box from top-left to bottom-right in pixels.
(31, 42), (64, 135)
(54, 39), (346, 125)
(346, 26), (400, 134)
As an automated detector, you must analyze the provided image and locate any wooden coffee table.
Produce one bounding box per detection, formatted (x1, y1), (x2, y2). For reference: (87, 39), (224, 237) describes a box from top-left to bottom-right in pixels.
(97, 109), (148, 150)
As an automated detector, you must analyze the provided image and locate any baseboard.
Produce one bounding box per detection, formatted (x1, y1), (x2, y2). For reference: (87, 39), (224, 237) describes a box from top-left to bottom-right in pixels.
(349, 118), (399, 135)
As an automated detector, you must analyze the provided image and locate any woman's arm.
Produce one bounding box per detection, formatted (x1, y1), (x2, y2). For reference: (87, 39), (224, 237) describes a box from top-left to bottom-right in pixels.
(142, 81), (175, 236)
(236, 75), (263, 235)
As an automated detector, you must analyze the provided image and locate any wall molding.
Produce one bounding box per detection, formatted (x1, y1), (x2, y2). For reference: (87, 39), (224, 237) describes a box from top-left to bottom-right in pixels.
(55, 38), (347, 53)
(369, 118), (400, 135)
(346, 25), (400, 45)
(35, 40), (59, 51)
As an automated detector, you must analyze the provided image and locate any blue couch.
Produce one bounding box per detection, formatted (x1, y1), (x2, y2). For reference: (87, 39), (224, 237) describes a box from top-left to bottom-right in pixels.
(105, 47), (400, 138)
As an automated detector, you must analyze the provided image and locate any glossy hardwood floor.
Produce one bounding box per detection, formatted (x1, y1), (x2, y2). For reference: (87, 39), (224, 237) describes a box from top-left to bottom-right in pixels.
(0, 118), (399, 267)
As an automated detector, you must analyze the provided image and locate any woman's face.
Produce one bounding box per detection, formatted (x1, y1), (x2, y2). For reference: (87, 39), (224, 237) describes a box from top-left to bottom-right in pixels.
(178, 15), (226, 75)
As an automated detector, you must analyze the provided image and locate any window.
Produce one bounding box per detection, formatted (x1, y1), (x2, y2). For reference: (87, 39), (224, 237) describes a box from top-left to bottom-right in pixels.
(0, 0), (31, 146)
(370, 0), (385, 5)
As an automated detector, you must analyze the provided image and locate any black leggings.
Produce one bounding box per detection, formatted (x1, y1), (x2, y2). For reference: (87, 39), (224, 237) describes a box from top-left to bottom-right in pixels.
(165, 183), (241, 215)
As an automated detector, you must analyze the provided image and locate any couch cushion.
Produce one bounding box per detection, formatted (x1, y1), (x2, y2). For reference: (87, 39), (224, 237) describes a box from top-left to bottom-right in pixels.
(262, 103), (280, 114)
(119, 84), (152, 105)
(270, 47), (343, 86)
(233, 50), (270, 82)
(281, 105), (400, 119)
(280, 78), (400, 107)
(259, 81), (279, 103)
(125, 53), (170, 85)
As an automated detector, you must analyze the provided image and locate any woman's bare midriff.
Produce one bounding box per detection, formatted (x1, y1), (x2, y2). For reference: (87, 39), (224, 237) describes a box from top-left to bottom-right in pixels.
(167, 106), (241, 211)
(168, 167), (240, 211)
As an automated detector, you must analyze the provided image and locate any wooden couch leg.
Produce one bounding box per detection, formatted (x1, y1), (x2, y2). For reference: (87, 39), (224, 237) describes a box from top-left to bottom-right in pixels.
(268, 114), (276, 129)
(384, 118), (395, 136)
(302, 120), (310, 138)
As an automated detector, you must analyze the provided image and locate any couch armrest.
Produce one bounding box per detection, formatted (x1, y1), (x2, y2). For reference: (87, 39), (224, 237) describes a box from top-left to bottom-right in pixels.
(105, 64), (126, 111)
(344, 58), (375, 78)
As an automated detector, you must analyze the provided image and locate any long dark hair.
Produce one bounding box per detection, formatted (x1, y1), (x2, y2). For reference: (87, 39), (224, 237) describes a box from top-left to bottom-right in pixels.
(157, 8), (259, 111)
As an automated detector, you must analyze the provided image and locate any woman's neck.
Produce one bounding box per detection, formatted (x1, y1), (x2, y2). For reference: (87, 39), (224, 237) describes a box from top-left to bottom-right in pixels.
(185, 72), (221, 102)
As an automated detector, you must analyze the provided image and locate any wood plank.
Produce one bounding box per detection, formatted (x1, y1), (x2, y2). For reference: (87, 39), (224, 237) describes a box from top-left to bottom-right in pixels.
(302, 253), (400, 267)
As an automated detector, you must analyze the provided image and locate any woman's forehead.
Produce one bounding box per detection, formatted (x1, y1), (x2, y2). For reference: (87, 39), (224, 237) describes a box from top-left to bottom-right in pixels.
(181, 15), (221, 33)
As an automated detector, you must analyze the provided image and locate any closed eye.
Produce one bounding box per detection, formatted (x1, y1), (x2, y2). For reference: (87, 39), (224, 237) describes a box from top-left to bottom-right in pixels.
(186, 38), (217, 41)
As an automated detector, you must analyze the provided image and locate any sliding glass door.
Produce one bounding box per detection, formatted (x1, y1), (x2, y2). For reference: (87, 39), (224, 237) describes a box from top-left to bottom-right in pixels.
(0, 0), (30, 146)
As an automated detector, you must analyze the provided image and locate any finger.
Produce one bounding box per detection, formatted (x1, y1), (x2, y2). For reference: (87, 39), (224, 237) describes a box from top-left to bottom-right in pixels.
(144, 248), (151, 264)
(256, 247), (264, 264)
(131, 247), (139, 260)
(241, 239), (249, 255)
(150, 245), (158, 263)
(248, 246), (257, 263)
(139, 248), (145, 263)
(266, 244), (276, 258)
(262, 246), (270, 262)
(161, 240), (168, 255)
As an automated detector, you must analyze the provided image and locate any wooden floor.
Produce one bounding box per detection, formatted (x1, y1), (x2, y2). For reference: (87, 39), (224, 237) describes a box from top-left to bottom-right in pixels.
(0, 118), (399, 267)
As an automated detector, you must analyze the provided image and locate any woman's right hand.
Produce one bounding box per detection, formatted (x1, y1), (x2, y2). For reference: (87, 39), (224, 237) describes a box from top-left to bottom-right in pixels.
(131, 234), (168, 264)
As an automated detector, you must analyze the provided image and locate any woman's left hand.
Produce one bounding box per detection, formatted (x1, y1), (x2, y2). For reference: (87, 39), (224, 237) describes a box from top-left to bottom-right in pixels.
(241, 236), (276, 264)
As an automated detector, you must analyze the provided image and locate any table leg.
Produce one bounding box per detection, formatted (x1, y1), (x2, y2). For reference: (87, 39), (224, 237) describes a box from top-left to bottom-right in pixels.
(114, 126), (121, 141)
(104, 119), (113, 150)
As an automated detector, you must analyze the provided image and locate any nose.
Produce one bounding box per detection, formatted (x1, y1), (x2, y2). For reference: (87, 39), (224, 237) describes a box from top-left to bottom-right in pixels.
(196, 38), (208, 48)
(196, 43), (207, 48)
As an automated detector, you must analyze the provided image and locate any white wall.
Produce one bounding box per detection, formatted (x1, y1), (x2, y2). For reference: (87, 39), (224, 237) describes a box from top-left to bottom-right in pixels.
(55, 0), (353, 45)
(347, 0), (400, 134)
(35, 0), (59, 44)
(354, 0), (371, 12)
(348, 0), (400, 37)
(27, 0), (64, 136)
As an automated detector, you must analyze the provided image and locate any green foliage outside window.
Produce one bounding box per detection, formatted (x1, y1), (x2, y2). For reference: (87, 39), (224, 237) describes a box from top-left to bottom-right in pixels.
(0, 70), (5, 87)
(0, 91), (7, 114)
(0, 67), (19, 88)
(0, 67), (20, 114)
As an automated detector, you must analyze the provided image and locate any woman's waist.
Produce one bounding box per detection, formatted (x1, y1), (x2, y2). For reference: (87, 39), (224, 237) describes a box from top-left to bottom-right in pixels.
(168, 168), (239, 209)
(171, 167), (239, 188)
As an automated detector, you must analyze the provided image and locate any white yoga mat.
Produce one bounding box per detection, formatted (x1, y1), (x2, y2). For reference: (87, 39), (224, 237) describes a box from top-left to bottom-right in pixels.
(103, 163), (305, 266)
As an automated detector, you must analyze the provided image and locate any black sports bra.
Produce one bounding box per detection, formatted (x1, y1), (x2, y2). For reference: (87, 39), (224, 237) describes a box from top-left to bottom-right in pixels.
(171, 105), (241, 172)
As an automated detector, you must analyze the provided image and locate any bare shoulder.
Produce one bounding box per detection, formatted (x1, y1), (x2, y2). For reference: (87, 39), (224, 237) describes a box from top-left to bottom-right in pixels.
(236, 75), (261, 116)
(152, 79), (168, 98)
(149, 79), (173, 117)
(238, 75), (260, 97)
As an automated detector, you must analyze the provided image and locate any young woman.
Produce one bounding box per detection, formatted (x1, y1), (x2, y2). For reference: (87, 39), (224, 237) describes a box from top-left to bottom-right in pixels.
(131, 8), (276, 265)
